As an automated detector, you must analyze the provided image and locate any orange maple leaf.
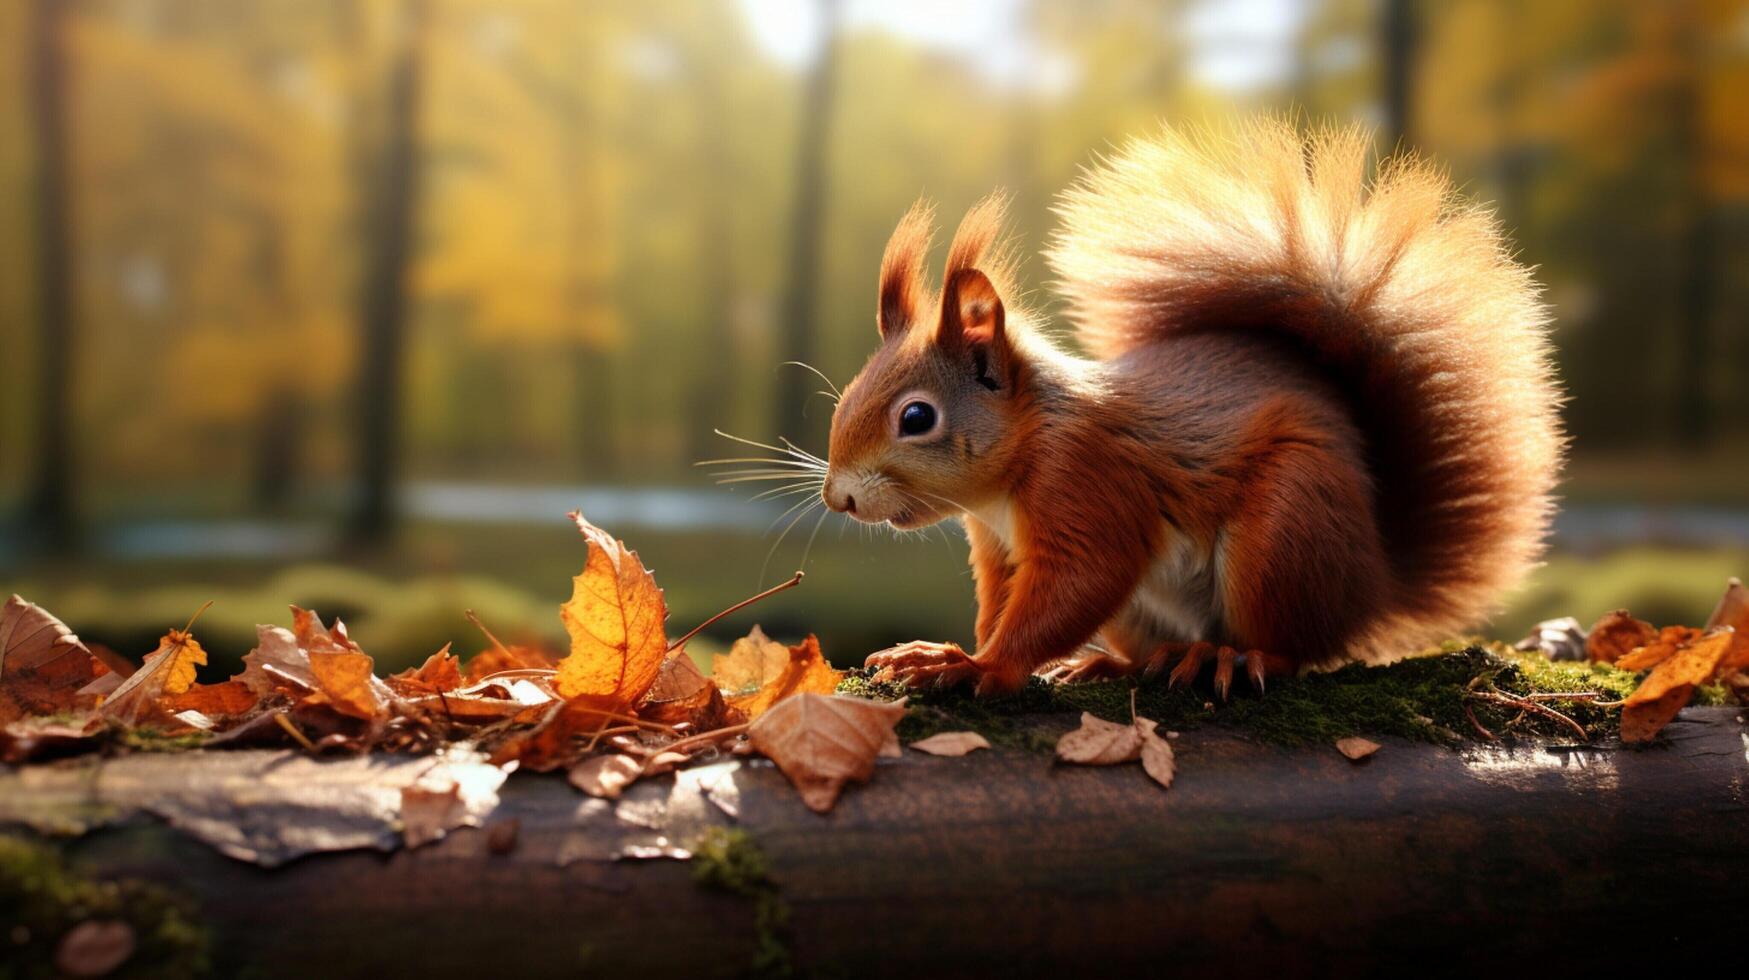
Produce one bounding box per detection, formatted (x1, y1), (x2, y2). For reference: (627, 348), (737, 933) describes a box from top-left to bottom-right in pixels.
(100, 627), (207, 726)
(711, 627), (841, 718)
(554, 512), (668, 706)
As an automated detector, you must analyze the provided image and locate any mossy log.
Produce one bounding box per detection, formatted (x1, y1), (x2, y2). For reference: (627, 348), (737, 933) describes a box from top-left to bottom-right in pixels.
(5, 706), (1748, 979)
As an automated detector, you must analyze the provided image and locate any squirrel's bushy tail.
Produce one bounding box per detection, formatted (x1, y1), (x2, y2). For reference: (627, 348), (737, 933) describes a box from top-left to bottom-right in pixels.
(1048, 119), (1563, 663)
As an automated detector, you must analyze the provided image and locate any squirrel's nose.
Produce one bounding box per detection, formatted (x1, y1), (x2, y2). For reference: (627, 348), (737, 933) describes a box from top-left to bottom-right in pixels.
(823, 479), (856, 515)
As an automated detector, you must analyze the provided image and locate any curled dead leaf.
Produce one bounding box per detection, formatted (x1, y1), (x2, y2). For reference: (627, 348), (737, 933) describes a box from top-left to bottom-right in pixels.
(400, 779), (465, 849)
(1585, 610), (1657, 664)
(161, 680), (258, 718)
(712, 626), (842, 718)
(387, 645), (463, 697)
(554, 512), (668, 706)
(99, 628), (207, 726)
(1055, 712), (1144, 765)
(568, 753), (644, 799)
(642, 653), (737, 729)
(0, 594), (98, 724)
(306, 650), (385, 721)
(747, 693), (906, 813)
(1615, 625), (1704, 672)
(1335, 736), (1381, 761)
(1621, 629), (1736, 743)
(908, 731), (990, 756)
(1137, 718), (1176, 789)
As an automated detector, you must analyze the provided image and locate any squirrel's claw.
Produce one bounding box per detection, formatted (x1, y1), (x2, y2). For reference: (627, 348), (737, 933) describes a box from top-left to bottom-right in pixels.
(1039, 651), (1134, 684)
(1147, 642), (1277, 698)
(866, 640), (980, 690)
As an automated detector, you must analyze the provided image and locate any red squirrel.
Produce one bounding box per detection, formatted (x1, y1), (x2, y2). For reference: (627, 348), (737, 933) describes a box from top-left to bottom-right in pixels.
(823, 120), (1563, 697)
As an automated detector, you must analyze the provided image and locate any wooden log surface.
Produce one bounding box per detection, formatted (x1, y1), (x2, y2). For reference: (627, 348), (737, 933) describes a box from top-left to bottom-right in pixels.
(5, 706), (1747, 978)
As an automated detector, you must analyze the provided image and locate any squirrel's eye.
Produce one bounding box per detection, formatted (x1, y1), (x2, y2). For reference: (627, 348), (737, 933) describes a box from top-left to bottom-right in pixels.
(898, 401), (937, 437)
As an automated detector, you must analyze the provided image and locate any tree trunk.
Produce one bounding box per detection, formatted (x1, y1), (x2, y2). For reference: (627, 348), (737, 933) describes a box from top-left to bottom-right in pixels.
(1380, 0), (1418, 151)
(771, 0), (842, 452)
(348, 0), (428, 545)
(1671, 8), (1715, 449)
(4, 708), (1745, 977)
(686, 51), (740, 467)
(26, 0), (77, 554)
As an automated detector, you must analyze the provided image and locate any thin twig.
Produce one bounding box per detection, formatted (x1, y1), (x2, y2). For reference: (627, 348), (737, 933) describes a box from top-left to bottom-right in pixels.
(272, 712), (319, 752)
(667, 572), (804, 652)
(635, 723), (751, 777)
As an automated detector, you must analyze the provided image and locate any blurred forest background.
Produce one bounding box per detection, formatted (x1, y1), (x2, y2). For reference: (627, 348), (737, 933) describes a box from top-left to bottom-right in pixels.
(1, 0), (1746, 673)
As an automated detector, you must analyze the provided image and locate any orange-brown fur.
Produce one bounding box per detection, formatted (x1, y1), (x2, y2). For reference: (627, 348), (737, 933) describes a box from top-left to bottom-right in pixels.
(826, 120), (1563, 693)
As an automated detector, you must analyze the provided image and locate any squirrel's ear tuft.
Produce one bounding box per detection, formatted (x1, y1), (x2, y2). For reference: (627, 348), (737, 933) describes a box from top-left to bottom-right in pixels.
(937, 268), (1012, 390)
(877, 200), (935, 340)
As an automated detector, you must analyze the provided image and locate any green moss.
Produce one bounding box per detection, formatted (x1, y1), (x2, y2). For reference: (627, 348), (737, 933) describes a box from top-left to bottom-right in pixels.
(0, 834), (210, 980)
(839, 644), (1661, 749)
(115, 728), (211, 753)
(691, 827), (791, 979)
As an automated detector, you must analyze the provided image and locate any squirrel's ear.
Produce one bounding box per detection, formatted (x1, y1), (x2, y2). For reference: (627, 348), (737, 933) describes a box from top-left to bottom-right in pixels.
(937, 268), (1012, 390)
(877, 201), (934, 340)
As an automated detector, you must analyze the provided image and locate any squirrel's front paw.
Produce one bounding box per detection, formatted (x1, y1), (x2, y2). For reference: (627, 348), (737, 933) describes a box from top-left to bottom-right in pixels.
(866, 641), (979, 690)
(866, 641), (1028, 696)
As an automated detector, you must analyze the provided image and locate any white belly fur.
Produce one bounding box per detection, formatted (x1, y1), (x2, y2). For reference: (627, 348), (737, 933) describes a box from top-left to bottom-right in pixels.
(1123, 529), (1222, 643)
(963, 503), (1220, 646)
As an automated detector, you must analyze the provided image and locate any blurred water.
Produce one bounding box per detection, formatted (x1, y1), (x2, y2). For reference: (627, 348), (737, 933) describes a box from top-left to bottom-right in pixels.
(1, 483), (1746, 564)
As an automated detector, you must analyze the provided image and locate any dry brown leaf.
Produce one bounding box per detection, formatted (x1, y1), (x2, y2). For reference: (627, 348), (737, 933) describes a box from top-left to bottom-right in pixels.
(1055, 712), (1144, 765)
(387, 645), (463, 697)
(1615, 625), (1705, 672)
(713, 628), (842, 718)
(1137, 718), (1176, 789)
(55, 919), (135, 978)
(487, 695), (625, 771)
(400, 778), (466, 848)
(161, 680), (258, 718)
(305, 650), (385, 721)
(1621, 630), (1737, 743)
(554, 512), (668, 705)
(1335, 736), (1381, 761)
(1704, 578), (1749, 682)
(0, 594), (98, 724)
(567, 753), (643, 799)
(99, 629), (207, 726)
(1, 714), (103, 763)
(641, 653), (738, 729)
(461, 644), (556, 684)
(1585, 609), (1657, 664)
(908, 731), (990, 756)
(747, 693), (906, 813)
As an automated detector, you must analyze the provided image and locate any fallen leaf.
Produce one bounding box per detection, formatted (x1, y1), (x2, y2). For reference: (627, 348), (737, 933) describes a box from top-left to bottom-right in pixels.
(1335, 736), (1381, 761)
(1137, 718), (1176, 789)
(99, 628), (207, 726)
(55, 920), (135, 978)
(554, 512), (668, 705)
(487, 695), (623, 771)
(0, 595), (98, 724)
(567, 753), (643, 799)
(1, 714), (103, 763)
(162, 680), (258, 718)
(306, 650), (386, 721)
(1622, 630), (1737, 743)
(641, 653), (738, 729)
(1585, 610), (1657, 664)
(462, 644), (557, 684)
(387, 645), (463, 697)
(908, 731), (990, 756)
(1615, 625), (1705, 672)
(1704, 578), (1749, 682)
(712, 627), (842, 718)
(747, 693), (906, 813)
(239, 608), (396, 708)
(1055, 712), (1144, 765)
(400, 779), (465, 848)
(1516, 616), (1587, 661)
